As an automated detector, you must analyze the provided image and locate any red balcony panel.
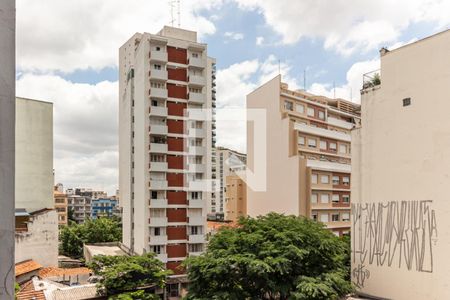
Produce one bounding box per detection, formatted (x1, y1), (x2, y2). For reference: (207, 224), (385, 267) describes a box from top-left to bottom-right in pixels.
(166, 261), (185, 275)
(167, 138), (184, 152)
(167, 119), (184, 134)
(167, 226), (187, 240)
(167, 102), (187, 117)
(167, 244), (187, 258)
(167, 155), (184, 169)
(167, 83), (187, 99)
(167, 208), (187, 222)
(167, 46), (187, 64)
(167, 173), (184, 187)
(167, 191), (187, 205)
(168, 68), (187, 82)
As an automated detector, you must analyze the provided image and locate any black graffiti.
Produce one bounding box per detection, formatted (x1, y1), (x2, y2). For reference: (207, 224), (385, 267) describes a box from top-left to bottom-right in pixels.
(352, 200), (437, 274)
(352, 264), (370, 288)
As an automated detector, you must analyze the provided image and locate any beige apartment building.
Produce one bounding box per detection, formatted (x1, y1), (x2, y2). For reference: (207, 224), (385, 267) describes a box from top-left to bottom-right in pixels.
(352, 30), (450, 299)
(54, 188), (68, 227)
(247, 76), (360, 236)
(225, 175), (247, 222)
(119, 26), (215, 277)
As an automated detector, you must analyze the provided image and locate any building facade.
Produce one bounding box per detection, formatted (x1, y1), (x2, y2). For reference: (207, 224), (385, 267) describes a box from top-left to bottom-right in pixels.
(119, 26), (215, 274)
(91, 198), (119, 219)
(351, 30), (450, 299)
(67, 195), (92, 224)
(247, 76), (360, 236)
(225, 175), (247, 222)
(54, 189), (68, 227)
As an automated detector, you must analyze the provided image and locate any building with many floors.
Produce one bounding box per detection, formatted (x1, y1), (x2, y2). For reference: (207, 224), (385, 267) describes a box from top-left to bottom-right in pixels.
(54, 188), (68, 227)
(246, 76), (360, 236)
(67, 195), (91, 224)
(91, 198), (119, 219)
(351, 30), (450, 299)
(225, 175), (247, 222)
(119, 26), (215, 275)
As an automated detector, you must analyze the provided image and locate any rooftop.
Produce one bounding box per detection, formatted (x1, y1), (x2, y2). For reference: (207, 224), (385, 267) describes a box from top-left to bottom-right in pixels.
(15, 260), (43, 277)
(39, 267), (91, 279)
(84, 243), (128, 257)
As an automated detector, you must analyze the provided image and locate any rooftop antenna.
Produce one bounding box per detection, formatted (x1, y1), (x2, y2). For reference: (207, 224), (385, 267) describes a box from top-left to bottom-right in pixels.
(333, 81), (336, 99)
(303, 69), (306, 90)
(278, 59), (281, 75)
(169, 0), (181, 27)
(177, 0), (181, 27)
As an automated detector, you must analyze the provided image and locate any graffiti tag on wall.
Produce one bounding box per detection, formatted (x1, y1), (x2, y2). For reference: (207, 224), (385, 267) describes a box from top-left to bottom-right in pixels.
(351, 200), (437, 287)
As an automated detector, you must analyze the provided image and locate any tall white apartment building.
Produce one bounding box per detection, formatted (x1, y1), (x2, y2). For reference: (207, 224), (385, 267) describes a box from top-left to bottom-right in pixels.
(119, 26), (215, 275)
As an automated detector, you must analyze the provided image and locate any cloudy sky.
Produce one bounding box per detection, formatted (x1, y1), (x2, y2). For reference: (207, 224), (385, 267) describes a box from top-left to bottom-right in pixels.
(15, 0), (449, 194)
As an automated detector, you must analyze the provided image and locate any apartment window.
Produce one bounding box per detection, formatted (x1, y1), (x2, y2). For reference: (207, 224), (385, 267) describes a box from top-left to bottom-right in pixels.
(295, 104), (305, 114)
(331, 214), (340, 222)
(320, 175), (329, 184)
(320, 194), (329, 204)
(319, 140), (327, 150)
(308, 138), (317, 148)
(332, 194), (340, 203)
(329, 142), (337, 151)
(284, 101), (293, 111)
(318, 111), (325, 120)
(311, 193), (318, 204)
(320, 214), (329, 223)
(403, 97), (411, 107)
(307, 107), (315, 117)
(332, 176), (340, 185)
(151, 191), (157, 199)
(188, 244), (203, 252)
(311, 174), (318, 184)
(311, 213), (318, 221)
(191, 226), (200, 235)
(298, 136), (305, 146)
(153, 64), (162, 70)
(192, 52), (199, 58)
(152, 245), (162, 254)
(342, 212), (350, 222)
(154, 227), (161, 236)
(343, 176), (350, 185)
(342, 195), (350, 203)
(339, 144), (347, 154)
(155, 46), (161, 51)
(191, 192), (200, 199)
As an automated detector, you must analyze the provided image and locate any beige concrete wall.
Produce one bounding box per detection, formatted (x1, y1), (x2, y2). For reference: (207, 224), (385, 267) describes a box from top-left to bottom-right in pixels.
(247, 76), (301, 216)
(352, 30), (450, 299)
(15, 98), (54, 212)
(225, 175), (247, 221)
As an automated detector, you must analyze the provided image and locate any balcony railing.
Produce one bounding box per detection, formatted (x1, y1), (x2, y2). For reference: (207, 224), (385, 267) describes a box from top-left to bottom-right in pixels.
(362, 69), (381, 90)
(149, 51), (168, 62)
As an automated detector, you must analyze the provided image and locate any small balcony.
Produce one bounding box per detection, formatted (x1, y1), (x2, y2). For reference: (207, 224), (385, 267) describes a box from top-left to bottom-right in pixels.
(188, 75), (206, 86)
(188, 234), (205, 243)
(188, 216), (204, 226)
(149, 180), (168, 190)
(149, 88), (167, 99)
(188, 181), (207, 191)
(188, 146), (205, 156)
(188, 128), (205, 137)
(149, 69), (168, 81)
(188, 57), (205, 68)
(149, 234), (168, 245)
(149, 217), (168, 227)
(149, 143), (168, 153)
(188, 163), (205, 173)
(149, 51), (168, 62)
(188, 93), (205, 104)
(156, 253), (168, 263)
(188, 199), (204, 208)
(149, 124), (168, 135)
(149, 162), (168, 172)
(150, 198), (168, 208)
(149, 106), (167, 117)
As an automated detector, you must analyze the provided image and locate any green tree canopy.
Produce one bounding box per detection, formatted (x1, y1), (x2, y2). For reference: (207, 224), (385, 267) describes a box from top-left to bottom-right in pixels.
(88, 253), (172, 298)
(59, 218), (122, 258)
(184, 213), (351, 300)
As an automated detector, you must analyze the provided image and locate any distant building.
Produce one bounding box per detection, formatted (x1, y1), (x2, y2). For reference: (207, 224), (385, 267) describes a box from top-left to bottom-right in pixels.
(14, 97), (58, 267)
(225, 175), (247, 222)
(67, 195), (92, 224)
(91, 198), (119, 219)
(54, 187), (68, 227)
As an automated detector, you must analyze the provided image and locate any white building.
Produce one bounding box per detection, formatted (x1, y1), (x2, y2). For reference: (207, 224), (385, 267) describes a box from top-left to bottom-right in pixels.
(119, 26), (215, 275)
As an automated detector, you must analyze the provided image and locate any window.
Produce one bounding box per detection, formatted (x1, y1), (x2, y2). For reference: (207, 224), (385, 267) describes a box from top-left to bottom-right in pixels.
(320, 175), (329, 184)
(284, 101), (293, 111)
(319, 140), (327, 150)
(342, 213), (350, 221)
(151, 191), (157, 199)
(320, 214), (329, 223)
(311, 214), (318, 221)
(295, 104), (305, 114)
(332, 194), (340, 203)
(308, 138), (317, 148)
(329, 142), (337, 151)
(403, 97), (411, 107)
(191, 226), (200, 235)
(311, 194), (318, 204)
(339, 144), (347, 154)
(311, 174), (318, 184)
(318, 111), (325, 120)
(298, 136), (305, 146)
(153, 64), (161, 70)
(154, 227), (161, 236)
(332, 176), (340, 185)
(342, 195), (350, 203)
(152, 245), (162, 254)
(192, 52), (199, 58)
(307, 107), (315, 117)
(156, 46), (161, 51)
(343, 176), (350, 185)
(332, 214), (340, 222)
(320, 194), (329, 204)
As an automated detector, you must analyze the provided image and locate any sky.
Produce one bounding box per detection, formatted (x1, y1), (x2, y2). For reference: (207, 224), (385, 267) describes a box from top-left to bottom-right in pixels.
(15, 0), (450, 195)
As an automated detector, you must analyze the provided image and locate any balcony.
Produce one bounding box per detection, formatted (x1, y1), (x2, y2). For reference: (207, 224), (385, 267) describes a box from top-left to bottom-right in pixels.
(149, 69), (168, 81)
(327, 117), (354, 130)
(188, 181), (207, 191)
(156, 253), (168, 263)
(149, 50), (168, 62)
(188, 234), (205, 244)
(188, 163), (205, 173)
(149, 235), (168, 245)
(188, 75), (206, 86)
(149, 143), (168, 153)
(149, 106), (168, 117)
(188, 199), (204, 208)
(149, 217), (168, 227)
(294, 123), (351, 142)
(189, 57), (205, 68)
(150, 162), (168, 172)
(188, 93), (205, 104)
(188, 216), (204, 226)
(149, 124), (168, 135)
(149, 180), (168, 190)
(150, 198), (168, 208)
(188, 128), (205, 137)
(189, 251), (203, 257)
(149, 88), (167, 99)
(188, 146), (205, 156)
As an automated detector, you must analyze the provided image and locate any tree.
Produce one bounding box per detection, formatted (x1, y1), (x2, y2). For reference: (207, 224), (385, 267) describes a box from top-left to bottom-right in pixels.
(88, 253), (172, 298)
(59, 218), (122, 258)
(184, 213), (352, 300)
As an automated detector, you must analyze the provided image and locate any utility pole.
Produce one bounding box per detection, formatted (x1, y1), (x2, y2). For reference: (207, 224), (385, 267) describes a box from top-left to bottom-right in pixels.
(0, 0), (16, 299)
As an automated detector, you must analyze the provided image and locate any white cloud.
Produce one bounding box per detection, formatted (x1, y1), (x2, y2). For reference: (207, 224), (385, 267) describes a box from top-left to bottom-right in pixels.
(256, 36), (264, 45)
(232, 0), (450, 55)
(16, 0), (222, 73)
(224, 31), (245, 40)
(16, 73), (119, 194)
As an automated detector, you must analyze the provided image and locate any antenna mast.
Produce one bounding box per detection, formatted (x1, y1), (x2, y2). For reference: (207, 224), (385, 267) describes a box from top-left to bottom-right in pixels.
(169, 0), (181, 27)
(177, 0), (181, 27)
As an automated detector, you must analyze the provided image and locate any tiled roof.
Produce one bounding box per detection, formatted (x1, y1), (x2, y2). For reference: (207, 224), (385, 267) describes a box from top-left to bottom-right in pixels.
(15, 260), (43, 277)
(16, 290), (46, 300)
(38, 267), (91, 278)
(50, 284), (98, 300)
